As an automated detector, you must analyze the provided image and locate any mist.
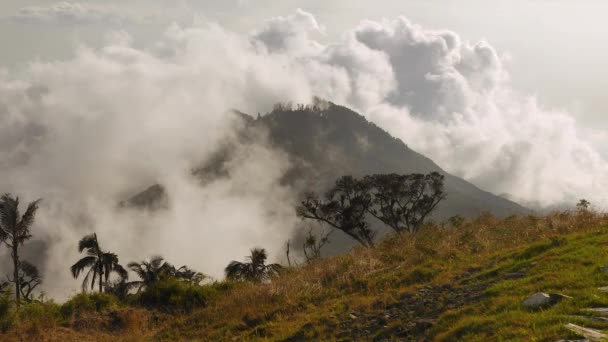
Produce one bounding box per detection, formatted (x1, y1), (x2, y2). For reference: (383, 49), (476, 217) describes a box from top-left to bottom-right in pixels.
(0, 9), (607, 298)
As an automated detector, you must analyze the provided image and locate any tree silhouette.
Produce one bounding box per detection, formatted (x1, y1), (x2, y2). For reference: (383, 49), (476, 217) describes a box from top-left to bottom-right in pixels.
(127, 255), (174, 292)
(366, 172), (446, 233)
(128, 256), (206, 292)
(0, 194), (41, 307)
(303, 227), (332, 262)
(298, 176), (375, 247)
(8, 261), (42, 302)
(70, 233), (127, 292)
(577, 199), (591, 210)
(225, 248), (282, 282)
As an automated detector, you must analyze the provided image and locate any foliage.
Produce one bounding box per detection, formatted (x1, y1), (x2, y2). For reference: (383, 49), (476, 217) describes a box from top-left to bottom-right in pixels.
(60, 292), (120, 318)
(127, 255), (207, 293)
(298, 172), (447, 245)
(137, 277), (217, 312)
(70, 233), (128, 293)
(303, 227), (332, 262)
(298, 176), (376, 247)
(0, 294), (14, 332)
(577, 199), (591, 210)
(366, 172), (446, 233)
(10, 261), (42, 302)
(225, 248), (282, 282)
(0, 194), (41, 306)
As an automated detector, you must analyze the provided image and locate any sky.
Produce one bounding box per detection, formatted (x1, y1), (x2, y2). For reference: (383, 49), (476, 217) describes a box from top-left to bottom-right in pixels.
(1, 1), (607, 129)
(1, 0), (608, 297)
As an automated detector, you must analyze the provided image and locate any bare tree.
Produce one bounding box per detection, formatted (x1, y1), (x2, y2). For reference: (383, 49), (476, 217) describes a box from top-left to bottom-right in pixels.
(0, 194), (41, 307)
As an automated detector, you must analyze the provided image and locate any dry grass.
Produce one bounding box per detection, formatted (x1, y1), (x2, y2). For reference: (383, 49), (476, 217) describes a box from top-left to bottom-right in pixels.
(2, 210), (608, 340)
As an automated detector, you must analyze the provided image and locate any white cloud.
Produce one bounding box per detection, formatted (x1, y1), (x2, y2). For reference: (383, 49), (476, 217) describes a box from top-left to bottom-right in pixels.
(9, 2), (137, 26)
(248, 13), (608, 207)
(1, 9), (607, 297)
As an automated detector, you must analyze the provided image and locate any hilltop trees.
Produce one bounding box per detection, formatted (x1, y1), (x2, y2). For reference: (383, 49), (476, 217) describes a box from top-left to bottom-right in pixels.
(297, 172), (447, 246)
(225, 248), (282, 282)
(70, 233), (128, 293)
(0, 194), (42, 307)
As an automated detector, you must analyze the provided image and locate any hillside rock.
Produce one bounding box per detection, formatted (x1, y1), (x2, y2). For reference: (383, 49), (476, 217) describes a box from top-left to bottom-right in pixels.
(522, 292), (571, 309)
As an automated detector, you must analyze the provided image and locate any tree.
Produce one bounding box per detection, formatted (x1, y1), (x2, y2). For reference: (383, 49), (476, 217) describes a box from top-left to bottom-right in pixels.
(8, 261), (42, 302)
(297, 176), (375, 247)
(225, 248), (282, 282)
(303, 227), (332, 262)
(366, 172), (446, 233)
(577, 199), (591, 210)
(0, 194), (41, 307)
(70, 233), (127, 293)
(174, 266), (206, 284)
(128, 256), (206, 292)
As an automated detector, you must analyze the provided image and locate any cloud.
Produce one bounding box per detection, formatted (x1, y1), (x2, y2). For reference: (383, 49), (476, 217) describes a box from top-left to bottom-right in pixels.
(249, 13), (608, 207)
(1, 9), (607, 298)
(253, 8), (325, 54)
(9, 2), (137, 26)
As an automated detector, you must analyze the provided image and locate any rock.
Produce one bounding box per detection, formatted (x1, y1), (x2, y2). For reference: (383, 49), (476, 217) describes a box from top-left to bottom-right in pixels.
(349, 313), (358, 319)
(565, 323), (608, 341)
(598, 287), (608, 292)
(601, 266), (608, 274)
(522, 292), (571, 309)
(522, 293), (553, 309)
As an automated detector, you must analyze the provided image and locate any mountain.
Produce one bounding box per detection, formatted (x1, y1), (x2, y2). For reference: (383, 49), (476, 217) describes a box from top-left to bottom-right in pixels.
(246, 102), (528, 219)
(123, 102), (529, 253)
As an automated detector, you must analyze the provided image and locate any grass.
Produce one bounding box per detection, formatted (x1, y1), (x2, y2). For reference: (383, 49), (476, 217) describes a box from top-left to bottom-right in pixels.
(2, 210), (608, 341)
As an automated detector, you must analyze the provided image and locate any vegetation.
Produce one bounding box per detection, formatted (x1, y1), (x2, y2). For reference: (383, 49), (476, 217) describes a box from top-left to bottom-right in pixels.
(225, 248), (282, 282)
(0, 194), (41, 308)
(70, 233), (128, 293)
(1, 172), (606, 341)
(128, 256), (206, 292)
(298, 176), (377, 247)
(0, 210), (606, 340)
(298, 172), (446, 246)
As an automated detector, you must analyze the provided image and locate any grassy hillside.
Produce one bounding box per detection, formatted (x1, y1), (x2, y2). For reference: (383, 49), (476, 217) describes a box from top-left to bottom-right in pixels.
(3, 210), (608, 341)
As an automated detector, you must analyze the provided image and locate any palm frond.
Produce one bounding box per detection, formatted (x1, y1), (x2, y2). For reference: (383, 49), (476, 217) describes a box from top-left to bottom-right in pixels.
(78, 233), (99, 253)
(225, 261), (247, 280)
(70, 256), (97, 278)
(17, 199), (41, 232)
(0, 194), (19, 235)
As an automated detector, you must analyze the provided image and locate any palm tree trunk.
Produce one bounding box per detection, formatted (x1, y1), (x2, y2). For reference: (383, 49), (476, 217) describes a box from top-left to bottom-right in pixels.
(99, 265), (103, 292)
(12, 243), (20, 307)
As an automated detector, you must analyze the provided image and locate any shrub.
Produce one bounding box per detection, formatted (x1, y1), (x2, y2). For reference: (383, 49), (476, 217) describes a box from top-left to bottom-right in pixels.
(60, 292), (120, 318)
(18, 300), (62, 332)
(137, 277), (218, 312)
(0, 294), (15, 332)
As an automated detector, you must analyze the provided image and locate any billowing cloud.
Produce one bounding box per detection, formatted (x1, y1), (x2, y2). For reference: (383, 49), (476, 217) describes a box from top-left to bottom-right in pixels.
(0, 9), (606, 298)
(248, 12), (608, 207)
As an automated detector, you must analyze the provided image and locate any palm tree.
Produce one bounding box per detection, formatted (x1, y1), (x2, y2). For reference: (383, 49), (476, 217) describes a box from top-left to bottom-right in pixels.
(127, 255), (174, 292)
(70, 233), (127, 292)
(0, 194), (41, 307)
(225, 248), (282, 282)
